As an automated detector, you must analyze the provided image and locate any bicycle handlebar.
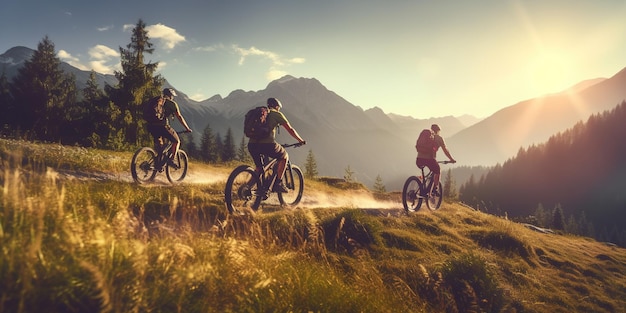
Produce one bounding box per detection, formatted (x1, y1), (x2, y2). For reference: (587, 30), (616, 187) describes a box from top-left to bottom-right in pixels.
(176, 130), (192, 134)
(282, 142), (306, 148)
(438, 160), (456, 164)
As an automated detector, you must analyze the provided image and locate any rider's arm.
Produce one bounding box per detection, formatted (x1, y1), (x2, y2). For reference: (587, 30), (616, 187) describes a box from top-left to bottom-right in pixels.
(441, 146), (456, 163)
(281, 122), (305, 143)
(174, 110), (192, 132)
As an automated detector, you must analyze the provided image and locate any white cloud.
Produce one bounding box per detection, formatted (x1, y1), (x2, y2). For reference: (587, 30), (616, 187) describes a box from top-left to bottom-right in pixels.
(87, 45), (120, 74)
(57, 50), (88, 71)
(89, 45), (118, 60)
(97, 25), (113, 32)
(146, 23), (186, 50)
(232, 45), (306, 81)
(122, 24), (134, 32)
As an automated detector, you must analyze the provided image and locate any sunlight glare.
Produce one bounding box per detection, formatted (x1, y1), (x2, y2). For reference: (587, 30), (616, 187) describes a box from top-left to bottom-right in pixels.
(526, 51), (573, 94)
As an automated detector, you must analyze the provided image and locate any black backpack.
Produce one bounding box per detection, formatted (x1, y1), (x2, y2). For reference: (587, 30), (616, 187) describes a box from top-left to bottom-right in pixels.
(416, 129), (436, 153)
(142, 96), (165, 124)
(244, 106), (271, 140)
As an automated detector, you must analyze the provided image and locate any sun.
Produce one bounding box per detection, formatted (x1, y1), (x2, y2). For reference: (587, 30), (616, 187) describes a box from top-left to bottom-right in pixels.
(526, 51), (573, 94)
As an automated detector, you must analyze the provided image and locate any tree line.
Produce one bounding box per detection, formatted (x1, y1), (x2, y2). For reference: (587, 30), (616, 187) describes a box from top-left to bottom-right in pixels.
(459, 101), (626, 246)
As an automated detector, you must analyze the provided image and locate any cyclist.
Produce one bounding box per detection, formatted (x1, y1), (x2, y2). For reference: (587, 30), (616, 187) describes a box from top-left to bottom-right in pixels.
(247, 97), (306, 192)
(146, 88), (192, 167)
(416, 124), (456, 195)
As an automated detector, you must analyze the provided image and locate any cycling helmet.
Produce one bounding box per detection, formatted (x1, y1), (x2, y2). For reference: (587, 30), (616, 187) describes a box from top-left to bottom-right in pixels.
(431, 124), (441, 132)
(163, 88), (177, 97)
(267, 97), (282, 109)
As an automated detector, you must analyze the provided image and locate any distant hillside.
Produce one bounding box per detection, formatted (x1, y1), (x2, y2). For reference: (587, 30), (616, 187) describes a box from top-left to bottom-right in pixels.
(449, 68), (626, 166)
(460, 101), (626, 247)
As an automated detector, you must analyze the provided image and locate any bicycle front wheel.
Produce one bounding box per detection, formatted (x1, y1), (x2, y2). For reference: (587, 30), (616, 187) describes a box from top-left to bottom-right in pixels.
(131, 147), (158, 184)
(402, 176), (423, 213)
(277, 165), (304, 206)
(166, 150), (188, 184)
(426, 181), (443, 210)
(224, 165), (261, 214)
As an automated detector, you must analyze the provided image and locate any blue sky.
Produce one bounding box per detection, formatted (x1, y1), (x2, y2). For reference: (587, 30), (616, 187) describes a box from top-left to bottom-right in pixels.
(2, 0), (626, 118)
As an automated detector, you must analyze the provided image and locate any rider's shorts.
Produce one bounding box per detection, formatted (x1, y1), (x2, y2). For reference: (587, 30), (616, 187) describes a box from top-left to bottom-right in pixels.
(416, 157), (441, 174)
(147, 124), (179, 148)
(248, 142), (288, 169)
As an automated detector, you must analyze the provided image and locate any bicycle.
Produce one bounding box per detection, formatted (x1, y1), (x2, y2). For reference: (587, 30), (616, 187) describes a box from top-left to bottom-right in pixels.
(224, 143), (305, 214)
(130, 131), (190, 184)
(402, 160), (454, 213)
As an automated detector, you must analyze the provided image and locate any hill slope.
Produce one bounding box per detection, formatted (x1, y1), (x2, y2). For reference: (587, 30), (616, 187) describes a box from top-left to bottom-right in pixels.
(1, 139), (625, 312)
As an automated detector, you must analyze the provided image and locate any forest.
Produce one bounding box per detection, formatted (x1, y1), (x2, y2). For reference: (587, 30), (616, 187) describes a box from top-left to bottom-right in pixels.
(459, 101), (626, 246)
(0, 20), (242, 166)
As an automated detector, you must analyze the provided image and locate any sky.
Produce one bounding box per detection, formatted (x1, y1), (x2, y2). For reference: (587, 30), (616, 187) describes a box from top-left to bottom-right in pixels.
(2, 0), (626, 119)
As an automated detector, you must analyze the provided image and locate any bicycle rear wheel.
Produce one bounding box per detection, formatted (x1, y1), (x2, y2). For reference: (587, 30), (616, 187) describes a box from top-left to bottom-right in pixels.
(224, 165), (262, 214)
(402, 176), (423, 213)
(166, 150), (188, 184)
(131, 147), (158, 184)
(277, 165), (304, 206)
(426, 181), (443, 210)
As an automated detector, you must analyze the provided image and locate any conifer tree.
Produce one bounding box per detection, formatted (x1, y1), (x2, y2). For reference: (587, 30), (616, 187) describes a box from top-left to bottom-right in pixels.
(215, 133), (224, 162)
(10, 36), (76, 141)
(304, 149), (319, 179)
(344, 165), (355, 182)
(237, 136), (251, 162)
(200, 123), (218, 163)
(373, 175), (386, 193)
(106, 19), (163, 148)
(443, 169), (458, 200)
(221, 127), (237, 162)
(0, 72), (13, 132)
(552, 204), (565, 230)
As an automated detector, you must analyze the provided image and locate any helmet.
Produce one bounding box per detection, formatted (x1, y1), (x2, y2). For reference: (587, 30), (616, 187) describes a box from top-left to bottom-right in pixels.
(163, 88), (177, 97)
(267, 97), (282, 108)
(431, 124), (441, 132)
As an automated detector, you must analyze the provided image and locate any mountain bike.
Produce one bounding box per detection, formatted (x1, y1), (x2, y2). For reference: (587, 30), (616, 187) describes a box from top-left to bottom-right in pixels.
(130, 131), (190, 185)
(402, 160), (454, 213)
(224, 143), (305, 214)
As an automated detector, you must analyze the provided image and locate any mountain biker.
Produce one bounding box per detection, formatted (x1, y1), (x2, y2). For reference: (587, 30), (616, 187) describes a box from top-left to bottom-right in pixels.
(146, 88), (192, 167)
(247, 97), (306, 192)
(416, 124), (456, 195)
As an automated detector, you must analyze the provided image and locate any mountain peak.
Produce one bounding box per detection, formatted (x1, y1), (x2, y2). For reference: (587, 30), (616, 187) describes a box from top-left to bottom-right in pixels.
(0, 46), (34, 65)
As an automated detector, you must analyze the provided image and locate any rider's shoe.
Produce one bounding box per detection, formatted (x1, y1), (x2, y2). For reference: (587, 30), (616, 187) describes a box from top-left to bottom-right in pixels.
(272, 182), (289, 193)
(167, 158), (179, 169)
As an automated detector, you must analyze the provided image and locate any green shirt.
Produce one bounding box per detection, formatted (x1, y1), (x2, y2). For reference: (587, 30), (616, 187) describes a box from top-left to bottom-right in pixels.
(249, 108), (288, 144)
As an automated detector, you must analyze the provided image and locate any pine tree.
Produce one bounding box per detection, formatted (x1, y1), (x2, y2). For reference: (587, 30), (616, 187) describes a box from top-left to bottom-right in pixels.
(237, 136), (251, 162)
(552, 204), (565, 230)
(304, 149), (319, 179)
(443, 169), (458, 200)
(215, 133), (224, 162)
(373, 175), (386, 193)
(200, 123), (218, 163)
(221, 127), (237, 162)
(10, 36), (76, 141)
(0, 71), (14, 133)
(106, 19), (163, 148)
(344, 165), (355, 182)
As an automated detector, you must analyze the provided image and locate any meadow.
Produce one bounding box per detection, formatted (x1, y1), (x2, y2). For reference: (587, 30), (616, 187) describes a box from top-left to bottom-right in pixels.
(1, 139), (625, 313)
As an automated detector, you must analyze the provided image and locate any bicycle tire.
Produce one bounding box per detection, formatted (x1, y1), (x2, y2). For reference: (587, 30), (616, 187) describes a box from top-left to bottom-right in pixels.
(426, 181), (443, 210)
(402, 176), (423, 213)
(131, 147), (158, 184)
(224, 165), (261, 214)
(166, 150), (188, 184)
(277, 165), (304, 206)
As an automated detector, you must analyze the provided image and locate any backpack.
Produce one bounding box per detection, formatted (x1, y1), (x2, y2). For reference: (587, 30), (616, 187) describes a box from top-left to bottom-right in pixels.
(244, 106), (271, 140)
(142, 96), (165, 124)
(416, 129), (437, 154)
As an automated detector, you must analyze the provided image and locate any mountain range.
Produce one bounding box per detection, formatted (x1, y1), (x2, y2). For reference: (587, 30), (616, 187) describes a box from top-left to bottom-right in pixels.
(2, 46), (626, 189)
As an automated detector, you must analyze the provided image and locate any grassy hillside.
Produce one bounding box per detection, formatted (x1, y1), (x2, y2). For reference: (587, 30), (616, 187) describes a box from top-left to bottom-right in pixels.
(1, 139), (625, 313)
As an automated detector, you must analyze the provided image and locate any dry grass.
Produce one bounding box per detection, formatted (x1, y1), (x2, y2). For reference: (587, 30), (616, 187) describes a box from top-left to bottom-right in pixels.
(1, 138), (626, 312)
